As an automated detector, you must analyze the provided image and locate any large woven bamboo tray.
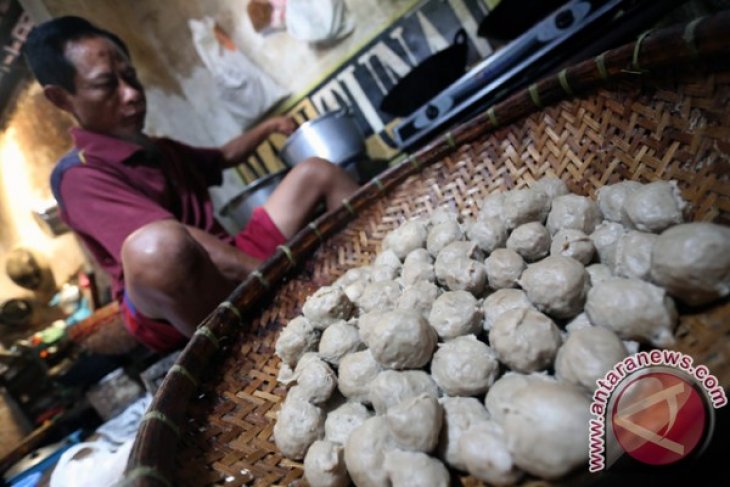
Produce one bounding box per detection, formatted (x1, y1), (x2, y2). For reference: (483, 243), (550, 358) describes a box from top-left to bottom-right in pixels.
(124, 13), (730, 487)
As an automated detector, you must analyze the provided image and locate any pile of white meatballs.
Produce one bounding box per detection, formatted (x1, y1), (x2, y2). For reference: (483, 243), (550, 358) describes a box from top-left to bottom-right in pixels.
(273, 177), (730, 487)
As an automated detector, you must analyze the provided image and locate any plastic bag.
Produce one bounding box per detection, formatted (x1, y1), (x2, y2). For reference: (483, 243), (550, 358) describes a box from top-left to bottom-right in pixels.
(188, 16), (288, 129)
(49, 439), (134, 487)
(49, 395), (151, 486)
(286, 0), (355, 44)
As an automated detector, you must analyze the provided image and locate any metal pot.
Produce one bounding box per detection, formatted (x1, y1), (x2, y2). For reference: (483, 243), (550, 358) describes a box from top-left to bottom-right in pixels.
(0, 298), (33, 328)
(32, 200), (70, 237)
(219, 170), (289, 232)
(279, 108), (366, 167)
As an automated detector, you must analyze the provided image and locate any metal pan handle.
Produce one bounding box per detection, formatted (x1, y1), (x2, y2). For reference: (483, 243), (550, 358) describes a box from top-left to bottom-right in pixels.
(333, 106), (353, 118)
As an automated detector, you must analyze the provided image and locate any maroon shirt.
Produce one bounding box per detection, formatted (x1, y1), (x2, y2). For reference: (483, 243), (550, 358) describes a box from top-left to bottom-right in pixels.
(58, 128), (234, 301)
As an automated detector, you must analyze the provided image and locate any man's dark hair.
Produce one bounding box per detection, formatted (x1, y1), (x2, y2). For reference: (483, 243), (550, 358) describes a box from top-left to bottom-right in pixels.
(22, 16), (130, 93)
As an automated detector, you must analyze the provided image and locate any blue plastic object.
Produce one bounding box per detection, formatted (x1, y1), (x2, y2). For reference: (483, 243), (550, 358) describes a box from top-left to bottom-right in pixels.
(10, 471), (42, 487)
(5, 430), (83, 486)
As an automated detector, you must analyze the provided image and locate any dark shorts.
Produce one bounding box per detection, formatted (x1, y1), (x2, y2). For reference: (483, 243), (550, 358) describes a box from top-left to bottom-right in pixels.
(121, 292), (186, 353)
(121, 207), (287, 353)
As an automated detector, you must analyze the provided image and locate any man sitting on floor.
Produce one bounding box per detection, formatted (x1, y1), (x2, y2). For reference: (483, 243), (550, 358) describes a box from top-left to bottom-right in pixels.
(22, 16), (358, 353)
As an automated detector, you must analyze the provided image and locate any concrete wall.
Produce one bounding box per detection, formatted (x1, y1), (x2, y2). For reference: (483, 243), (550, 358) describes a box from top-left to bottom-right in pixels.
(0, 0), (421, 305)
(0, 82), (86, 304)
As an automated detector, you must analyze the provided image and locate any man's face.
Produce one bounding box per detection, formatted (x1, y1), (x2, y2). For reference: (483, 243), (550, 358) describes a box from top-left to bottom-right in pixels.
(60, 35), (146, 141)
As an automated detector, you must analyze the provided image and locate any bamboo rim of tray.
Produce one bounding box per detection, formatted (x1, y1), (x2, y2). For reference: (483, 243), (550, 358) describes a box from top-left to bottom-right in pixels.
(122, 13), (730, 487)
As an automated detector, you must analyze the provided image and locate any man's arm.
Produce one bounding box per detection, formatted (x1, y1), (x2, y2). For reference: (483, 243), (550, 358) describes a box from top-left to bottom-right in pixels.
(220, 116), (296, 168)
(185, 225), (261, 281)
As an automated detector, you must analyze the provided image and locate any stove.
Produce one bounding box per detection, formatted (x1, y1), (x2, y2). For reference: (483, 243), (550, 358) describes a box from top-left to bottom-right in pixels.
(393, 0), (687, 150)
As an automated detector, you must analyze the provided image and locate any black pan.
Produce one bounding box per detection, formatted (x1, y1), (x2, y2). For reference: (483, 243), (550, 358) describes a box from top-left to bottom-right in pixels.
(380, 29), (468, 117)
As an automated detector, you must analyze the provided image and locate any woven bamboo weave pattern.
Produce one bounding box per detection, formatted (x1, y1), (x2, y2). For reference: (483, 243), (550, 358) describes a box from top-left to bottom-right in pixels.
(168, 63), (729, 487)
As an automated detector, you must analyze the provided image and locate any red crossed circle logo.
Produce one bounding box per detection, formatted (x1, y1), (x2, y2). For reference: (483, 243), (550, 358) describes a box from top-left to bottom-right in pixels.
(611, 371), (707, 465)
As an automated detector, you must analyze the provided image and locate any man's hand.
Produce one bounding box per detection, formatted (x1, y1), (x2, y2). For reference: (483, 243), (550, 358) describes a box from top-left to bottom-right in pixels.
(221, 115), (297, 167)
(266, 115), (297, 136)
(185, 225), (261, 281)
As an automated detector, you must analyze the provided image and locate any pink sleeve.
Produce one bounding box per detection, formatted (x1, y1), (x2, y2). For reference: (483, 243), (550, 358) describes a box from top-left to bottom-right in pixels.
(60, 167), (174, 261)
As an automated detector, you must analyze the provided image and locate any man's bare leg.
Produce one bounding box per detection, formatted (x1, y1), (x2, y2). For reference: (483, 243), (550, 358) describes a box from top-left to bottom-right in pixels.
(264, 157), (358, 238)
(121, 220), (242, 337)
(120, 159), (355, 338)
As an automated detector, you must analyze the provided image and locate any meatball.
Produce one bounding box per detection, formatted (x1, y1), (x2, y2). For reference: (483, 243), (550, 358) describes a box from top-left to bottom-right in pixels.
(382, 220), (428, 259)
(596, 181), (642, 223)
(489, 308), (562, 373)
(550, 228), (594, 265)
(555, 326), (628, 391)
(368, 369), (439, 415)
(431, 335), (499, 396)
(546, 194), (602, 235)
(520, 256), (589, 319)
(466, 217), (508, 253)
(428, 291), (482, 339)
(506, 222), (551, 262)
(485, 248), (525, 289)
(367, 310), (437, 369)
(623, 180), (686, 232)
(304, 440), (349, 487)
(302, 286), (355, 328)
(650, 222), (730, 306)
(386, 394), (443, 452)
(503, 188), (551, 229)
(585, 278), (677, 347)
